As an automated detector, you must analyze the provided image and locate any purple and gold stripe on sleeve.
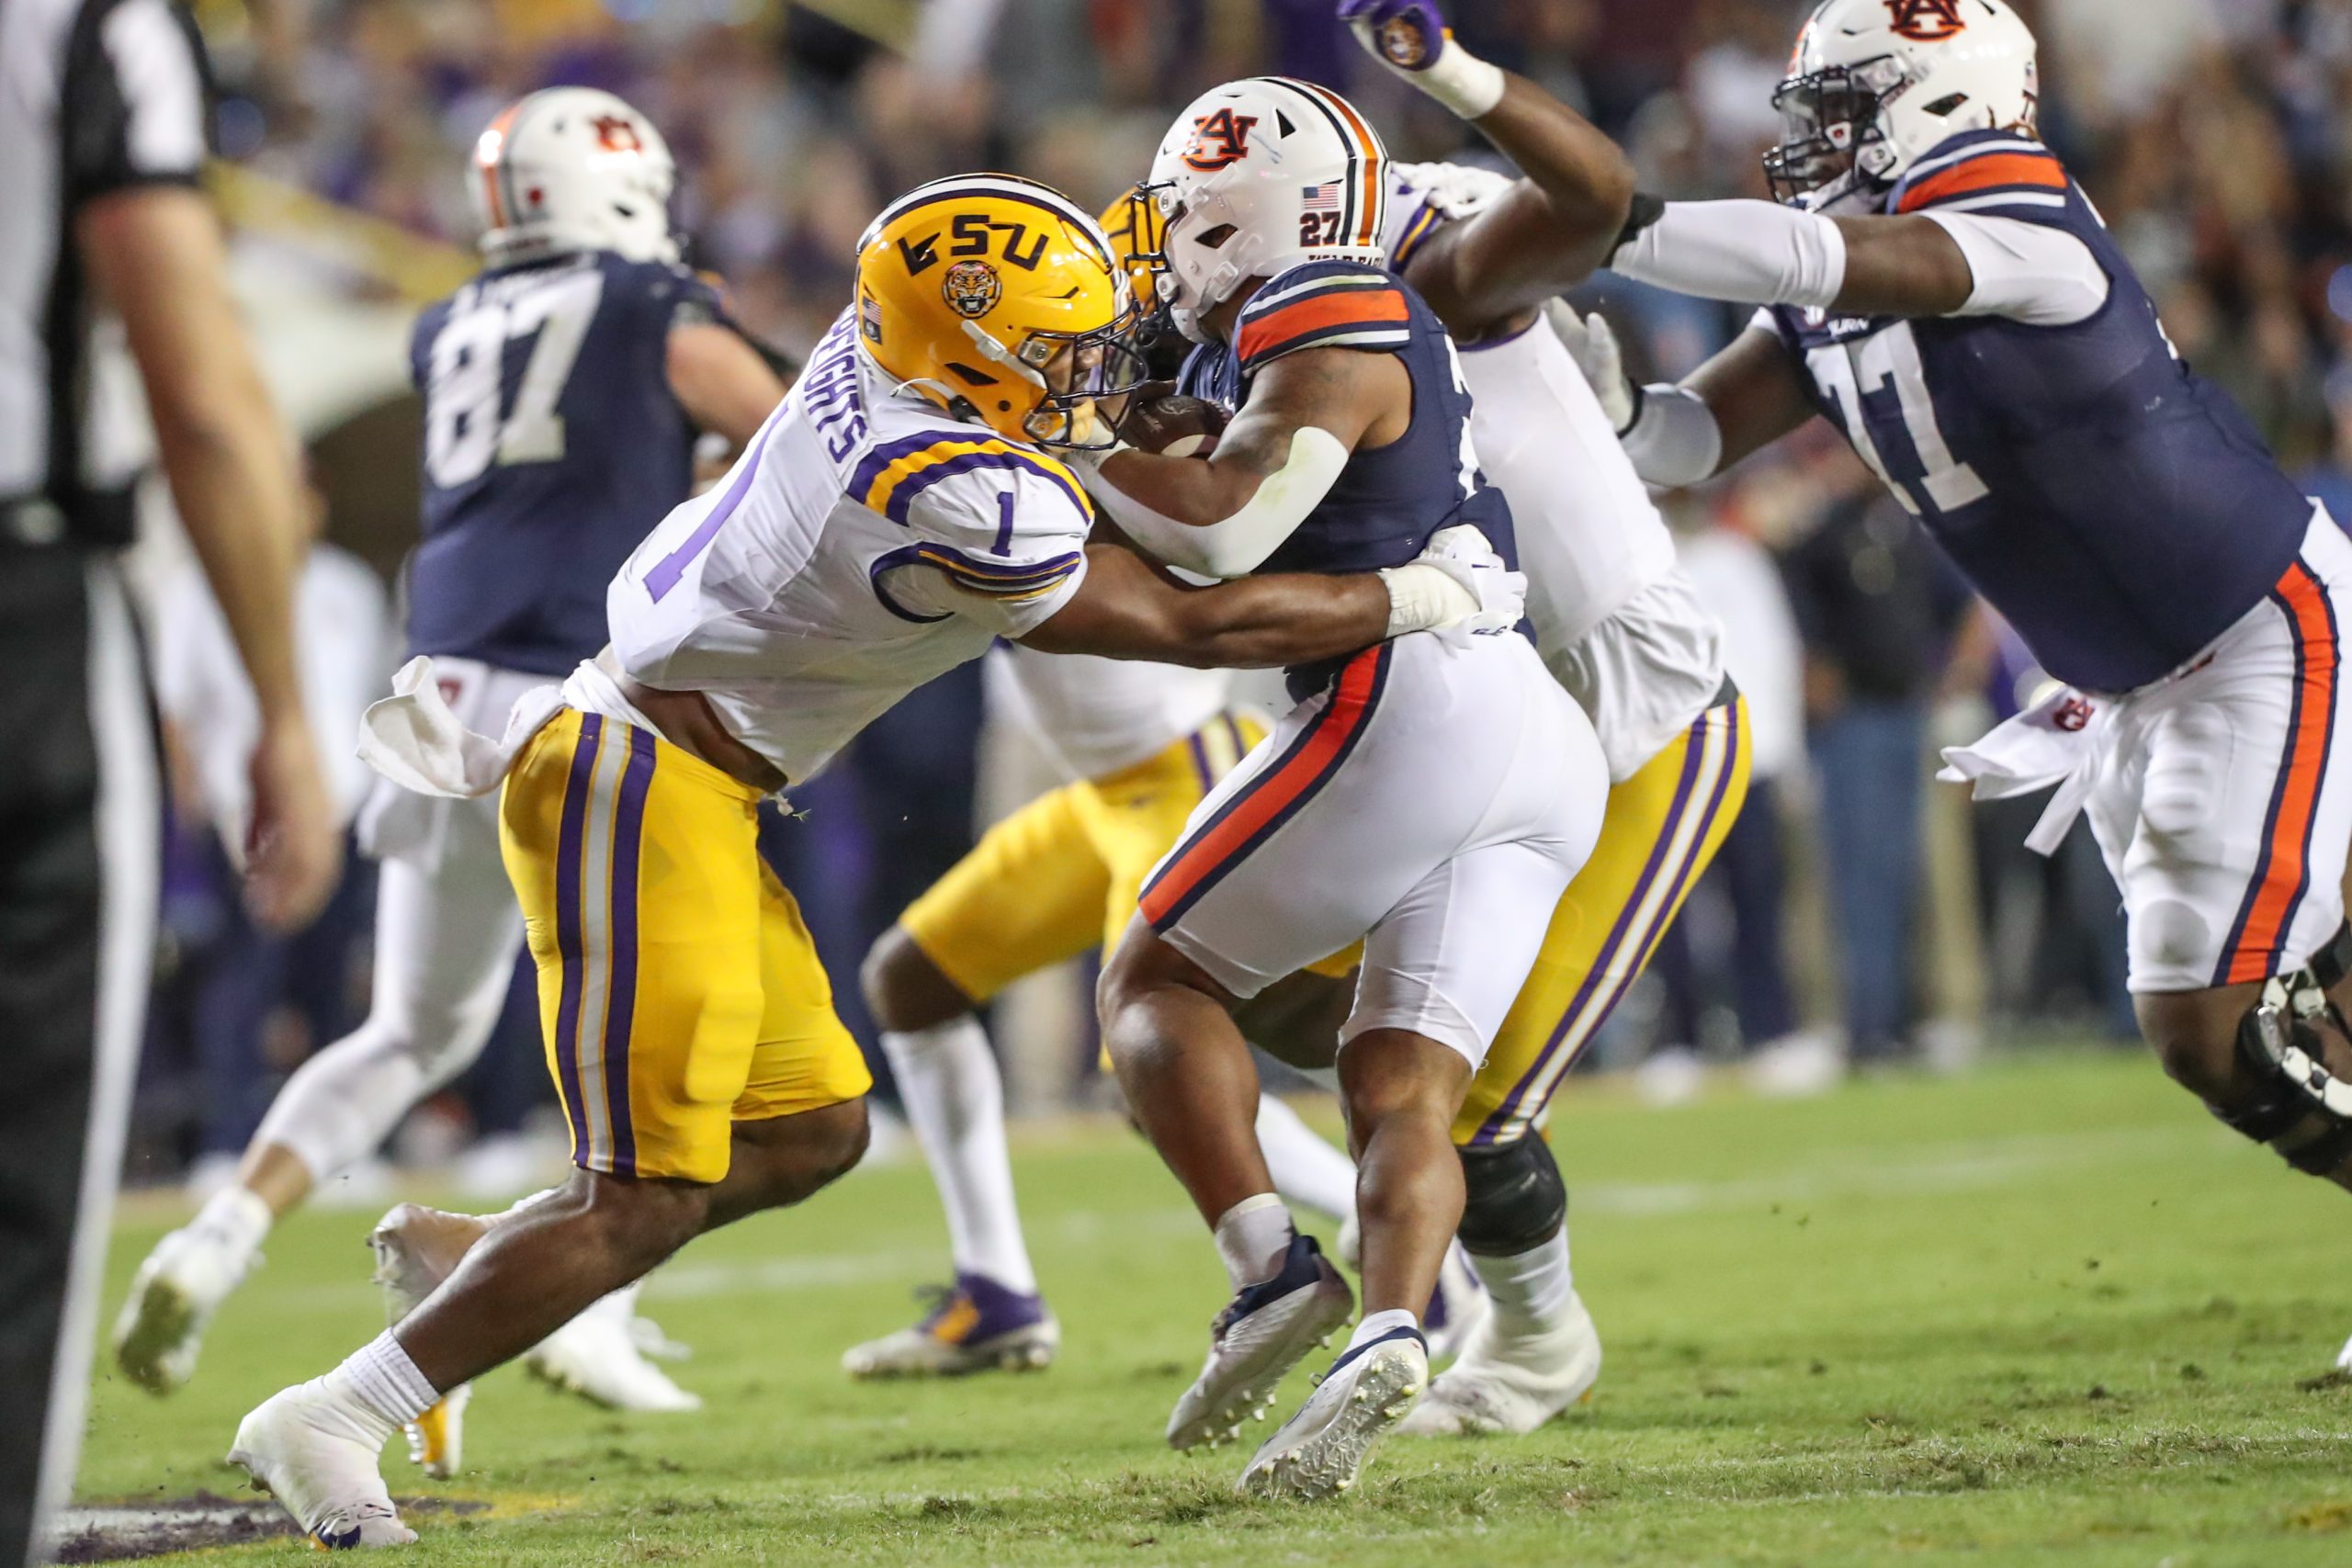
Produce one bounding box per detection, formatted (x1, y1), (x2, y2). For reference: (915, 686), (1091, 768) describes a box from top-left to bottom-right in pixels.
(549, 714), (661, 1177)
(851, 434), (1092, 526)
(1388, 198), (1443, 270)
(867, 540), (1085, 624)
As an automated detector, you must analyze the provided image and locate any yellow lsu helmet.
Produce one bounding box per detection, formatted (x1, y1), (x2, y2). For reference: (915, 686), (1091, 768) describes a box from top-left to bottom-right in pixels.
(854, 175), (1148, 449)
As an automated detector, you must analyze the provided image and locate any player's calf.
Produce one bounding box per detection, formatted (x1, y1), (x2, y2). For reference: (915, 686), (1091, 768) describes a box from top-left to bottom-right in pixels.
(862, 923), (978, 1034)
(1336, 1028), (1472, 1319)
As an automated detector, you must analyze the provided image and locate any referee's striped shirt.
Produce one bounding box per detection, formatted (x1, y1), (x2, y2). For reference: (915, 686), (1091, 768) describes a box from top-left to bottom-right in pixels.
(1, 0), (210, 547)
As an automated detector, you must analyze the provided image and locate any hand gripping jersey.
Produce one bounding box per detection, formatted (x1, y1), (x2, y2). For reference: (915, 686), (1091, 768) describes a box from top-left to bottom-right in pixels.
(1765, 130), (2315, 694)
(1385, 161), (1724, 779)
(1177, 259), (1516, 586)
(407, 251), (733, 675)
(602, 309), (1091, 784)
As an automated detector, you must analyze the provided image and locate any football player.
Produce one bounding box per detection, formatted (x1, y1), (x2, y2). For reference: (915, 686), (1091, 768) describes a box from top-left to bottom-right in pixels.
(1502, 0), (2352, 1365)
(223, 174), (1524, 1548)
(1079, 79), (1612, 1497)
(114, 88), (785, 1435)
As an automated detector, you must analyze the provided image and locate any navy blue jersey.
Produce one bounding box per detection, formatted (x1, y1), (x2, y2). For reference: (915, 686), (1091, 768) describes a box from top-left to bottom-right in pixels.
(405, 251), (732, 675)
(1766, 130), (2312, 694)
(1178, 260), (1516, 584)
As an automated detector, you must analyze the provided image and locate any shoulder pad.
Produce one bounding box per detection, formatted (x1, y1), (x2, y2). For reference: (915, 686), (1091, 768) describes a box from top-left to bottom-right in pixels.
(1892, 131), (2068, 217)
(1235, 261), (1412, 372)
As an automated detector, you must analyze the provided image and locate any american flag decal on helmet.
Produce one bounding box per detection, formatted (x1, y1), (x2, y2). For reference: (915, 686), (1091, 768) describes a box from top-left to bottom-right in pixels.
(1303, 181), (1343, 213)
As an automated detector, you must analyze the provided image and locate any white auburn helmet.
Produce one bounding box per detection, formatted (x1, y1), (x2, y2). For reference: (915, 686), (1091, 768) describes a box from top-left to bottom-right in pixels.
(471, 87), (679, 265)
(1763, 0), (2038, 211)
(1143, 77), (1390, 344)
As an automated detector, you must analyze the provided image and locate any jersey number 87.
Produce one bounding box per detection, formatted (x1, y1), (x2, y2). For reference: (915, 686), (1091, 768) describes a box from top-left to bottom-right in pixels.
(425, 269), (604, 489)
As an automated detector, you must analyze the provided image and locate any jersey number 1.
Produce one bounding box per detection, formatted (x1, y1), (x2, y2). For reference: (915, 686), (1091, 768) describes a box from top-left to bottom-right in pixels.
(424, 270), (605, 489)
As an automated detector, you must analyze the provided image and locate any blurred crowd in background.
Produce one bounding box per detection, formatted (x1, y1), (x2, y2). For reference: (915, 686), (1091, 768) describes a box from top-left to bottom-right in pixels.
(125, 0), (2352, 1191)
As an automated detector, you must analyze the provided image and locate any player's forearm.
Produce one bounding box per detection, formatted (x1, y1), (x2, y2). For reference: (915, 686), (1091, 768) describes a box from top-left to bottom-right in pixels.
(1610, 199), (1973, 319)
(1441, 79), (1634, 303)
(1076, 429), (1343, 580)
(1156, 572), (1392, 669)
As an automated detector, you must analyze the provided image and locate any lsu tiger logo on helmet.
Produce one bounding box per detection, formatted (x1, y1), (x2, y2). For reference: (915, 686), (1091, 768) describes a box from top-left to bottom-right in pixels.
(941, 258), (1001, 319)
(1884, 0), (1965, 39)
(854, 175), (1148, 449)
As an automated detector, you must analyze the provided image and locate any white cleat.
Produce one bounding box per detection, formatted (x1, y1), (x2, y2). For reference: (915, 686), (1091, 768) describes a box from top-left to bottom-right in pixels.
(1168, 1235), (1354, 1451)
(1399, 1288), (1602, 1436)
(2334, 1332), (2352, 1375)
(113, 1221), (258, 1395)
(1238, 1327), (1427, 1499)
(403, 1382), (470, 1481)
(842, 1275), (1059, 1379)
(525, 1290), (701, 1412)
(228, 1379), (416, 1549)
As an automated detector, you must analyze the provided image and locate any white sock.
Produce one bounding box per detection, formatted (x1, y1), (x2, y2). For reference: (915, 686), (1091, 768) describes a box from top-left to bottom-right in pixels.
(882, 1018), (1036, 1295)
(1468, 1225), (1575, 1335)
(1345, 1306), (1420, 1353)
(336, 1331), (438, 1429)
(1254, 1094), (1357, 1225)
(1212, 1193), (1295, 1291)
(192, 1185), (273, 1258)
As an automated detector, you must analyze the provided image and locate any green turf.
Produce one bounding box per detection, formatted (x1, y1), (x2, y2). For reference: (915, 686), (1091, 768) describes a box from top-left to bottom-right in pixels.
(79, 1050), (2352, 1565)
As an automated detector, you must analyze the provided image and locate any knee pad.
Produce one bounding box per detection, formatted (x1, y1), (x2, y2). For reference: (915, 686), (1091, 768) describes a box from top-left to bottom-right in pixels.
(1455, 1134), (1566, 1257)
(2213, 925), (2352, 1176)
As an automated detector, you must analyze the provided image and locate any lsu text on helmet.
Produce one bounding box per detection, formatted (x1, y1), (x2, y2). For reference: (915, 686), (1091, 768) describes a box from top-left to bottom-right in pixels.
(1763, 0), (2038, 211)
(1143, 77), (1390, 344)
(854, 175), (1150, 450)
(471, 87), (680, 265)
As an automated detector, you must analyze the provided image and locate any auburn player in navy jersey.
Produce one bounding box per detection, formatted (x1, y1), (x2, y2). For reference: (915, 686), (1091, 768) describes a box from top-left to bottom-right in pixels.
(114, 88), (786, 1446)
(1479, 0), (2352, 1367)
(1076, 77), (1611, 1497)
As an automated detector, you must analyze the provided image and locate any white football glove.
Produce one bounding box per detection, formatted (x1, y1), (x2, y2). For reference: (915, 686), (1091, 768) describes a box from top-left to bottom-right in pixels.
(1378, 524), (1528, 637)
(1544, 299), (1636, 434)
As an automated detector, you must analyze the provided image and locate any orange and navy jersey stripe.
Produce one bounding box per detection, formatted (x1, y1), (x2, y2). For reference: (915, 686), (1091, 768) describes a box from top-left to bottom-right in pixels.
(2215, 558), (2342, 987)
(851, 432), (1093, 526)
(1892, 132), (2070, 218)
(1141, 641), (1392, 930)
(1235, 262), (1411, 374)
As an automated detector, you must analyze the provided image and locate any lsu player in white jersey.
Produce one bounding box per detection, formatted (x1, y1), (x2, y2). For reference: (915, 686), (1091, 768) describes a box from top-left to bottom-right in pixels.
(114, 89), (785, 1430)
(223, 174), (1524, 1550)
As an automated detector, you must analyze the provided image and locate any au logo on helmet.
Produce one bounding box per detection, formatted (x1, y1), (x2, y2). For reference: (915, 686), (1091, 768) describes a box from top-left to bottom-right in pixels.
(1182, 108), (1259, 172)
(589, 114), (644, 152)
(941, 258), (1002, 319)
(1884, 0), (1965, 39)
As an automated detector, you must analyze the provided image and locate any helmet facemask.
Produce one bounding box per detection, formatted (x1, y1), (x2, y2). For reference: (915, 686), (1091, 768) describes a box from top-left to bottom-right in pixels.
(1761, 56), (1914, 209)
(1139, 180), (1268, 345)
(1000, 305), (1156, 451)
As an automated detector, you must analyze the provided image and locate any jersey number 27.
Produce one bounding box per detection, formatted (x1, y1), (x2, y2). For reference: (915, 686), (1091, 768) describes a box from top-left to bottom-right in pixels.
(424, 270), (604, 489)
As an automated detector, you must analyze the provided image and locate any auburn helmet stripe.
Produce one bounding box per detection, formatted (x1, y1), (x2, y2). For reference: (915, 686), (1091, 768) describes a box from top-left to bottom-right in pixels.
(1264, 77), (1385, 250)
(475, 100), (526, 229)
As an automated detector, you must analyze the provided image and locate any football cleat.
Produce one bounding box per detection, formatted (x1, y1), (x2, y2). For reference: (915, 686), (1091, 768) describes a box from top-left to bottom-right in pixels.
(1238, 1325), (1427, 1500)
(228, 1379), (416, 1549)
(1168, 1235), (1355, 1451)
(113, 1219), (260, 1395)
(842, 1272), (1059, 1378)
(403, 1382), (470, 1480)
(525, 1288), (701, 1412)
(2334, 1332), (2352, 1375)
(1398, 1287), (1601, 1436)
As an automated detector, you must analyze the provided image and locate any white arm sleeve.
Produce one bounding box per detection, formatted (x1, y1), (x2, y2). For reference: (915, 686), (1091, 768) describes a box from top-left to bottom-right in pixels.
(1072, 428), (1351, 581)
(1921, 211), (2110, 327)
(1611, 200), (1848, 310)
(1619, 384), (1724, 489)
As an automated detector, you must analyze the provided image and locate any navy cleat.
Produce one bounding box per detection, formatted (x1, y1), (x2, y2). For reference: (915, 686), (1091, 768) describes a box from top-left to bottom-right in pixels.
(1238, 1324), (1428, 1500)
(842, 1271), (1059, 1378)
(1167, 1235), (1354, 1450)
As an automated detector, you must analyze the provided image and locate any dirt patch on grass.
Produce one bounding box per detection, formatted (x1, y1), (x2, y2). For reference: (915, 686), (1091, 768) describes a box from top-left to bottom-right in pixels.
(51, 1492), (488, 1562)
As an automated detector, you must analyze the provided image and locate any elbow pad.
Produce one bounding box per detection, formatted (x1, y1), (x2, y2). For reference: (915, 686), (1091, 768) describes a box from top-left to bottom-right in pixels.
(1075, 427), (1349, 580)
(1611, 199), (1847, 310)
(1619, 384), (1722, 489)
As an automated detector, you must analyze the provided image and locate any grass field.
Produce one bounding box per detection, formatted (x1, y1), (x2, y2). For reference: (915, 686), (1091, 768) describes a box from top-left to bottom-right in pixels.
(75, 1050), (2352, 1565)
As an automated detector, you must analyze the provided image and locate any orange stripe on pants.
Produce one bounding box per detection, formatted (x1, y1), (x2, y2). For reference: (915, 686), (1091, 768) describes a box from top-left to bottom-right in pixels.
(2221, 562), (2338, 985)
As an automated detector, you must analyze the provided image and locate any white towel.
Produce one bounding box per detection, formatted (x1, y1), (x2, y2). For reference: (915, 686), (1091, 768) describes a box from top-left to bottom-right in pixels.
(357, 656), (565, 800)
(1937, 682), (2110, 856)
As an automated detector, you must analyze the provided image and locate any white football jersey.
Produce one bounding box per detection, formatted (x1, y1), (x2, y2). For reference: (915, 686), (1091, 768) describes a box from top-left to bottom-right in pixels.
(1387, 161), (1724, 779)
(996, 646), (1234, 783)
(603, 310), (1092, 782)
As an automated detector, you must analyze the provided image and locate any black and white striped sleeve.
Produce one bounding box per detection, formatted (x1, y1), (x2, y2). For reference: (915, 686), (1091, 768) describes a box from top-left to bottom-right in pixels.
(61, 0), (212, 210)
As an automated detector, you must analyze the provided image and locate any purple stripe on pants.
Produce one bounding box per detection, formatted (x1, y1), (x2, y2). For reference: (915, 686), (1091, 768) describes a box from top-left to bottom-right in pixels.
(552, 715), (605, 1165)
(600, 728), (658, 1178)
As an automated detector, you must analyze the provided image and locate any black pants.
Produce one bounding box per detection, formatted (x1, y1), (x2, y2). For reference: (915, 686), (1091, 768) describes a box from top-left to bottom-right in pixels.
(0, 547), (154, 1564)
